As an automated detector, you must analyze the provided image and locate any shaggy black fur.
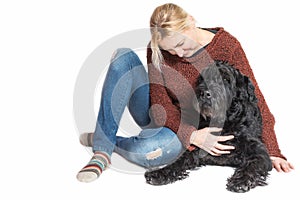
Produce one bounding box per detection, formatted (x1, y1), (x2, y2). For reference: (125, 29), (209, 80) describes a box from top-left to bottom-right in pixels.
(144, 61), (272, 193)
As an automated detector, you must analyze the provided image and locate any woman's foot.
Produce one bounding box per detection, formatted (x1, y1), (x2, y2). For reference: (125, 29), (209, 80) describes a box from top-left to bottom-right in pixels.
(79, 132), (94, 147)
(76, 152), (110, 183)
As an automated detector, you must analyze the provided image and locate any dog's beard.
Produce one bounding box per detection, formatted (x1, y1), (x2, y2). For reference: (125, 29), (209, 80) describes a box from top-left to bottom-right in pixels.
(199, 103), (212, 120)
(195, 92), (231, 125)
(200, 103), (227, 121)
(193, 98), (212, 120)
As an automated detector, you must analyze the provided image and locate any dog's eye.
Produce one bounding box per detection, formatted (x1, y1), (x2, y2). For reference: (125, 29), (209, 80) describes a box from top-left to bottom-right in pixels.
(223, 77), (231, 84)
(199, 90), (204, 97)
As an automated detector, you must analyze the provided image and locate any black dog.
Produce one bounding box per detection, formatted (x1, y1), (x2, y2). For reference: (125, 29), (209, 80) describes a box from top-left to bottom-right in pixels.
(144, 61), (272, 193)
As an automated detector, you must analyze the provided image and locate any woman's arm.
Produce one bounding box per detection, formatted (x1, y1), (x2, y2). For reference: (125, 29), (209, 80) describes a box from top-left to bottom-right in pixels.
(147, 47), (197, 150)
(228, 40), (286, 159)
(229, 41), (294, 172)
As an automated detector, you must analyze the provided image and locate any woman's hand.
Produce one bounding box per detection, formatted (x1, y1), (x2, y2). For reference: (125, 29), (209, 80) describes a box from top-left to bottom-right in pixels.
(270, 156), (294, 172)
(190, 127), (235, 156)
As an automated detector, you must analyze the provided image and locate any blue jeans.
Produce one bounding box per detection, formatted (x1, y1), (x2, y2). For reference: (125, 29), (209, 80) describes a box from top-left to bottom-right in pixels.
(93, 48), (184, 168)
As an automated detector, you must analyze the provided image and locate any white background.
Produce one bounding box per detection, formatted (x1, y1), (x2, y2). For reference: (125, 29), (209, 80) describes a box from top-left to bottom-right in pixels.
(0, 0), (299, 199)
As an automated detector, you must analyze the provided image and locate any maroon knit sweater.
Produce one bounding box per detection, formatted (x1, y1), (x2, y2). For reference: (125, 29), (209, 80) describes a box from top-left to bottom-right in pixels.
(147, 27), (285, 159)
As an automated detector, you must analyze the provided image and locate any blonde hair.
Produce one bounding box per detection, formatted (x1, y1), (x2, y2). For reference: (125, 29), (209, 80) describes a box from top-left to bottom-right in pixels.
(150, 3), (192, 70)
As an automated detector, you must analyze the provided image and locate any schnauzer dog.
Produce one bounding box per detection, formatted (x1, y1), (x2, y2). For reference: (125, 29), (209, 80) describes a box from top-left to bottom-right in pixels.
(144, 61), (272, 193)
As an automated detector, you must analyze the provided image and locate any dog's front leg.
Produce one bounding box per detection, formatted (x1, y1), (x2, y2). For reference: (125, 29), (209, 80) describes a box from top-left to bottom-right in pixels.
(226, 141), (272, 192)
(144, 150), (196, 185)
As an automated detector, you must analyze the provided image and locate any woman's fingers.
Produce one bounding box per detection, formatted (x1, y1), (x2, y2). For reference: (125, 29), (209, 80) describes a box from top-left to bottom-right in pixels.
(217, 135), (235, 142)
(200, 145), (221, 156)
(206, 127), (223, 133)
(271, 157), (295, 172)
(214, 143), (235, 151)
(203, 134), (235, 151)
(272, 161), (283, 172)
(195, 127), (236, 156)
(201, 142), (234, 156)
(211, 147), (230, 155)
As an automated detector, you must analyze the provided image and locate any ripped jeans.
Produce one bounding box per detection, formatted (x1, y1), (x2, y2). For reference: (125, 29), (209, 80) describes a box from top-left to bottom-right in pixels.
(93, 48), (184, 168)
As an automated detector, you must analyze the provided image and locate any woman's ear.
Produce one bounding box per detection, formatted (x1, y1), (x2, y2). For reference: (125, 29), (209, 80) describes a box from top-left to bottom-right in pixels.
(188, 15), (196, 28)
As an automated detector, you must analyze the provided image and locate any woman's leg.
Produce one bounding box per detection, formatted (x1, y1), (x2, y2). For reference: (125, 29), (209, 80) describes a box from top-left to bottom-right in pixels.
(115, 127), (184, 168)
(77, 48), (150, 182)
(92, 48), (151, 155)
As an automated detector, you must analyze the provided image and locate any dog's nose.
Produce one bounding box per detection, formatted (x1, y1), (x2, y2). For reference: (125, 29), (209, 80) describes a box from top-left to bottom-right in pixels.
(204, 91), (211, 99)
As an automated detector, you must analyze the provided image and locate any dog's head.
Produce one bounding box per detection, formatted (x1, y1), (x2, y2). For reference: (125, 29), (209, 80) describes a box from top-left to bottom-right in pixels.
(193, 61), (256, 121)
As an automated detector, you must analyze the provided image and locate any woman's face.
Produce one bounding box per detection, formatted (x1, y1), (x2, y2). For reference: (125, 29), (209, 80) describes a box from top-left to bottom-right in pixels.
(158, 28), (202, 58)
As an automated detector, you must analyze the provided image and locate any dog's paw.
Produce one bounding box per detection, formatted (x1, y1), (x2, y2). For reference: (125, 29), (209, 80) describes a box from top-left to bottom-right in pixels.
(226, 170), (269, 192)
(144, 170), (169, 186)
(144, 170), (189, 186)
(226, 179), (253, 193)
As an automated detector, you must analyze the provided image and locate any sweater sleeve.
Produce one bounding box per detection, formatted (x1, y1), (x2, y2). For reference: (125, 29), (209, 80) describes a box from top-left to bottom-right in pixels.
(147, 48), (197, 150)
(229, 41), (286, 159)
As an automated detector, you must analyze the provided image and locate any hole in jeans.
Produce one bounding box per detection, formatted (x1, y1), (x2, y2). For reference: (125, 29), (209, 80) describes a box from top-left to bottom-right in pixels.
(146, 148), (163, 160)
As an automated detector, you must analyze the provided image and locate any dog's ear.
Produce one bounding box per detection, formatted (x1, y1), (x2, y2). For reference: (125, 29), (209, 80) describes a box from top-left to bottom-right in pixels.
(235, 72), (258, 103)
(244, 76), (257, 103)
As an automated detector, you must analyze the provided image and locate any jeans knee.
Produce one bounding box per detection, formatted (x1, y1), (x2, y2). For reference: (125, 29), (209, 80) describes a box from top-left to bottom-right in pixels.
(141, 128), (183, 168)
(110, 48), (139, 66)
(108, 48), (141, 76)
(111, 47), (132, 59)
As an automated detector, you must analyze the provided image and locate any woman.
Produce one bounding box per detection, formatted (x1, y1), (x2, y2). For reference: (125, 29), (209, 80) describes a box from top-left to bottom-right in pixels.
(77, 3), (293, 183)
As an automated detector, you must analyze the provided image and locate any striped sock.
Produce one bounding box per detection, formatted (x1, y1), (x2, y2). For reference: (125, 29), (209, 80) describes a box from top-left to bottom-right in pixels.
(76, 152), (110, 183)
(79, 132), (93, 147)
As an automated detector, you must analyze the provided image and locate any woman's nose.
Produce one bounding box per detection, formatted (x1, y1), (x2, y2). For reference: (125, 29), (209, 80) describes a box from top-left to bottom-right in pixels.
(174, 48), (184, 57)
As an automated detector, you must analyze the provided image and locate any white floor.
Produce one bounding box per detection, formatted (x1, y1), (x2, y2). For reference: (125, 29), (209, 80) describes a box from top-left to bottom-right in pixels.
(1, 1), (299, 199)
